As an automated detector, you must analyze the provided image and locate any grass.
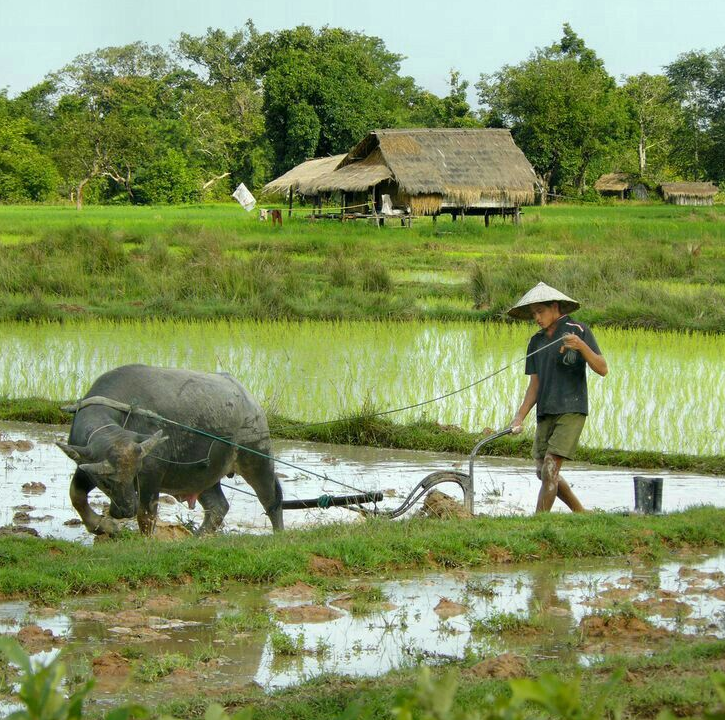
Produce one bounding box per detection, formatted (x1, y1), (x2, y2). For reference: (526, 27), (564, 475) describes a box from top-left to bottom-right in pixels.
(1, 506), (724, 602)
(218, 608), (273, 633)
(3, 396), (725, 473)
(154, 638), (725, 720)
(469, 610), (540, 635)
(1, 203), (725, 330)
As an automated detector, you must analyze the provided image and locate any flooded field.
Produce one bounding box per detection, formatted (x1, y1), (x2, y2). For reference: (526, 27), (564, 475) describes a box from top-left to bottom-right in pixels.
(1, 550), (724, 707)
(2, 421), (724, 541)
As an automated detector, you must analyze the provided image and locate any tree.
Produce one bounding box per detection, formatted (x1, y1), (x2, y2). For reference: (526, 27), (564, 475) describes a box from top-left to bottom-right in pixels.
(477, 24), (629, 194)
(666, 48), (725, 182)
(408, 71), (479, 128)
(0, 92), (59, 202)
(49, 43), (176, 207)
(176, 24), (269, 192)
(622, 73), (680, 177)
(250, 25), (411, 173)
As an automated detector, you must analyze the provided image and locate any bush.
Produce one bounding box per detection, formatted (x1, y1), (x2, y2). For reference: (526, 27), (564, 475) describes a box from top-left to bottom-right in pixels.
(360, 260), (392, 293)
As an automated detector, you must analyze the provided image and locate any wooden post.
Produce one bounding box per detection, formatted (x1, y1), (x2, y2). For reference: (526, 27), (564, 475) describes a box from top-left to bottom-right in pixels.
(513, 207), (521, 225)
(288, 186), (293, 218)
(484, 211), (490, 228)
(341, 193), (346, 222)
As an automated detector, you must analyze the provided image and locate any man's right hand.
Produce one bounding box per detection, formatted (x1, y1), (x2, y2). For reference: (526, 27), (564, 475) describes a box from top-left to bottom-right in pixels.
(510, 420), (523, 435)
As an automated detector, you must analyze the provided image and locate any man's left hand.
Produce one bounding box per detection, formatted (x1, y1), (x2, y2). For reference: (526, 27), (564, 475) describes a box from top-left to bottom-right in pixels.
(561, 333), (586, 352)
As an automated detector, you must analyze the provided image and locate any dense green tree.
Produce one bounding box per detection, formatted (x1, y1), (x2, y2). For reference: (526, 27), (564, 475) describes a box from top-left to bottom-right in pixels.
(666, 48), (725, 182)
(49, 43), (177, 206)
(0, 92), (59, 201)
(407, 71), (479, 128)
(622, 73), (680, 177)
(176, 24), (270, 192)
(250, 25), (412, 173)
(477, 24), (629, 194)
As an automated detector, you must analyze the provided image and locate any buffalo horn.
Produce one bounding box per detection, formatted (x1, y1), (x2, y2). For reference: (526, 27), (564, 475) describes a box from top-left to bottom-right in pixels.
(78, 460), (115, 476)
(56, 442), (93, 464)
(138, 430), (168, 458)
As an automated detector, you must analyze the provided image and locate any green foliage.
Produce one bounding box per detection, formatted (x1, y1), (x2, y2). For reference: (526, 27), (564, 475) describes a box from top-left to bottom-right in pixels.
(0, 637), (144, 720)
(134, 652), (190, 682)
(252, 25), (411, 173)
(478, 24), (629, 193)
(0, 95), (59, 202)
(134, 149), (200, 204)
(269, 626), (305, 656)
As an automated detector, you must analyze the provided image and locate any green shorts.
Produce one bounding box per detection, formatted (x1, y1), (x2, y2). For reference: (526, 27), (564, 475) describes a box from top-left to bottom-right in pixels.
(532, 413), (586, 461)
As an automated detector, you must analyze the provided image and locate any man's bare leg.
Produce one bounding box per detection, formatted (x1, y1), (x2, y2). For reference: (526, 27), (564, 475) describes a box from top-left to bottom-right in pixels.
(536, 454), (585, 513)
(556, 476), (585, 512)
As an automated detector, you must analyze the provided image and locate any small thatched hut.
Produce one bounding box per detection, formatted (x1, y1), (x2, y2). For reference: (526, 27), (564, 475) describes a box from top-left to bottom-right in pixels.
(660, 182), (719, 206)
(261, 154), (346, 208)
(299, 128), (537, 221)
(594, 173), (649, 200)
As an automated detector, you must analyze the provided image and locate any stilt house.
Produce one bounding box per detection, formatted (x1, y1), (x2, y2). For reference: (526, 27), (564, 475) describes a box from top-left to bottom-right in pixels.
(298, 128), (538, 222)
(261, 154), (346, 210)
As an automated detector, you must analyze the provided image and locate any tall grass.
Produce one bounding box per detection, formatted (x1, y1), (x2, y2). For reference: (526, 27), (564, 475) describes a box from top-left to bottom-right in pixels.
(2, 204), (725, 329)
(2, 318), (724, 455)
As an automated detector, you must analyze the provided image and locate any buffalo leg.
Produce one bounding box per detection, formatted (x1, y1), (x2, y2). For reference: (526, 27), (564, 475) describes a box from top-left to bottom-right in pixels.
(137, 485), (160, 535)
(236, 451), (284, 531)
(69, 469), (121, 536)
(197, 482), (229, 534)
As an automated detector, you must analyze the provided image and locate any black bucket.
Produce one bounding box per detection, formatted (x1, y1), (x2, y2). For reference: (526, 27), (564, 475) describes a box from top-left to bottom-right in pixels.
(633, 476), (663, 514)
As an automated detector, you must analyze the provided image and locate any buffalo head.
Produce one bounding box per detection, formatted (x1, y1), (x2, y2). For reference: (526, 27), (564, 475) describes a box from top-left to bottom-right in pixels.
(57, 430), (167, 518)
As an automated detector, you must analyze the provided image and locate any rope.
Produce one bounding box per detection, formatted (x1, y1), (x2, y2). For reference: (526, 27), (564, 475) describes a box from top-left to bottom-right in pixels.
(274, 335), (564, 434)
(68, 335), (564, 509)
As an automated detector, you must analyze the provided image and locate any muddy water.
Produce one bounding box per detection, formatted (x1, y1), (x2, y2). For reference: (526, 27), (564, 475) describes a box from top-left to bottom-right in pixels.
(1, 552), (724, 706)
(1, 422), (724, 541)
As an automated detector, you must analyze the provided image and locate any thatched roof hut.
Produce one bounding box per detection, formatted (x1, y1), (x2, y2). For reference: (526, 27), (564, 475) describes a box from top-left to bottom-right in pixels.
(261, 154), (346, 198)
(594, 173), (648, 200)
(660, 182), (719, 206)
(299, 129), (537, 216)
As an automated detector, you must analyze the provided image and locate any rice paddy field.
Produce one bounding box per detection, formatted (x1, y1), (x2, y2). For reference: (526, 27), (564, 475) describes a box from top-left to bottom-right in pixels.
(2, 318), (723, 456)
(4, 203), (725, 720)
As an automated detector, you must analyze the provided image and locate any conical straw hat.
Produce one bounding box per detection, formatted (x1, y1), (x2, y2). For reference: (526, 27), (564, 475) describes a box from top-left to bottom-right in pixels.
(507, 282), (580, 319)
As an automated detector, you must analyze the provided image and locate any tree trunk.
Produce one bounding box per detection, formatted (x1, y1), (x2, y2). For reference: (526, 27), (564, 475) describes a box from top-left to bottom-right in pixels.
(76, 178), (90, 210)
(638, 131), (647, 176)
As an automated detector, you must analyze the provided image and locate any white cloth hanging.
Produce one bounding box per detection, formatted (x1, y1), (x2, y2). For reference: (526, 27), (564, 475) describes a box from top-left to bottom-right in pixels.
(232, 182), (256, 211)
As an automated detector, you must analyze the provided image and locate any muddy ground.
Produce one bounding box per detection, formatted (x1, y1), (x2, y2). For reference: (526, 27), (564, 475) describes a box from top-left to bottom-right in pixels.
(2, 421), (724, 542)
(2, 550), (725, 712)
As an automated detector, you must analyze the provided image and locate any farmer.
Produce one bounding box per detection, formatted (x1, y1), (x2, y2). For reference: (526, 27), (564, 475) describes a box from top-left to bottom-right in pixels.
(508, 282), (608, 513)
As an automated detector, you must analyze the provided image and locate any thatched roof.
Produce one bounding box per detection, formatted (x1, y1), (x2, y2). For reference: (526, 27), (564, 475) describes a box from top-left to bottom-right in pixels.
(299, 128), (537, 210)
(261, 154), (346, 197)
(660, 182), (719, 200)
(594, 172), (634, 192)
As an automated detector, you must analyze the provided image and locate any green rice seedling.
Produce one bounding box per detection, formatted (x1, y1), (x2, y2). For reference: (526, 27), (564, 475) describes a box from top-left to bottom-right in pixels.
(1, 317), (724, 455)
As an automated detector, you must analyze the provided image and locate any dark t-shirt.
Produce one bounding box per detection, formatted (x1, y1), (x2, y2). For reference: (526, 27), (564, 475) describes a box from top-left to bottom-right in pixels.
(524, 315), (601, 419)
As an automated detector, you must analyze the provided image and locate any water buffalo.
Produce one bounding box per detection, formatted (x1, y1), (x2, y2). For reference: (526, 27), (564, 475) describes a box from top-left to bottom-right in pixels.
(57, 364), (283, 536)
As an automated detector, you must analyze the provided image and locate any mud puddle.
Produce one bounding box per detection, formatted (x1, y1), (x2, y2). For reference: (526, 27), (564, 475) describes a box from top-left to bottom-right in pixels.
(2, 551), (725, 706)
(1, 421), (724, 542)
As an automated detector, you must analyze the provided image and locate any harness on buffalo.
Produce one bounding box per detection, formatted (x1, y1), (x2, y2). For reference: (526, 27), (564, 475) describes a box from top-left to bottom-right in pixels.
(63, 395), (512, 516)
